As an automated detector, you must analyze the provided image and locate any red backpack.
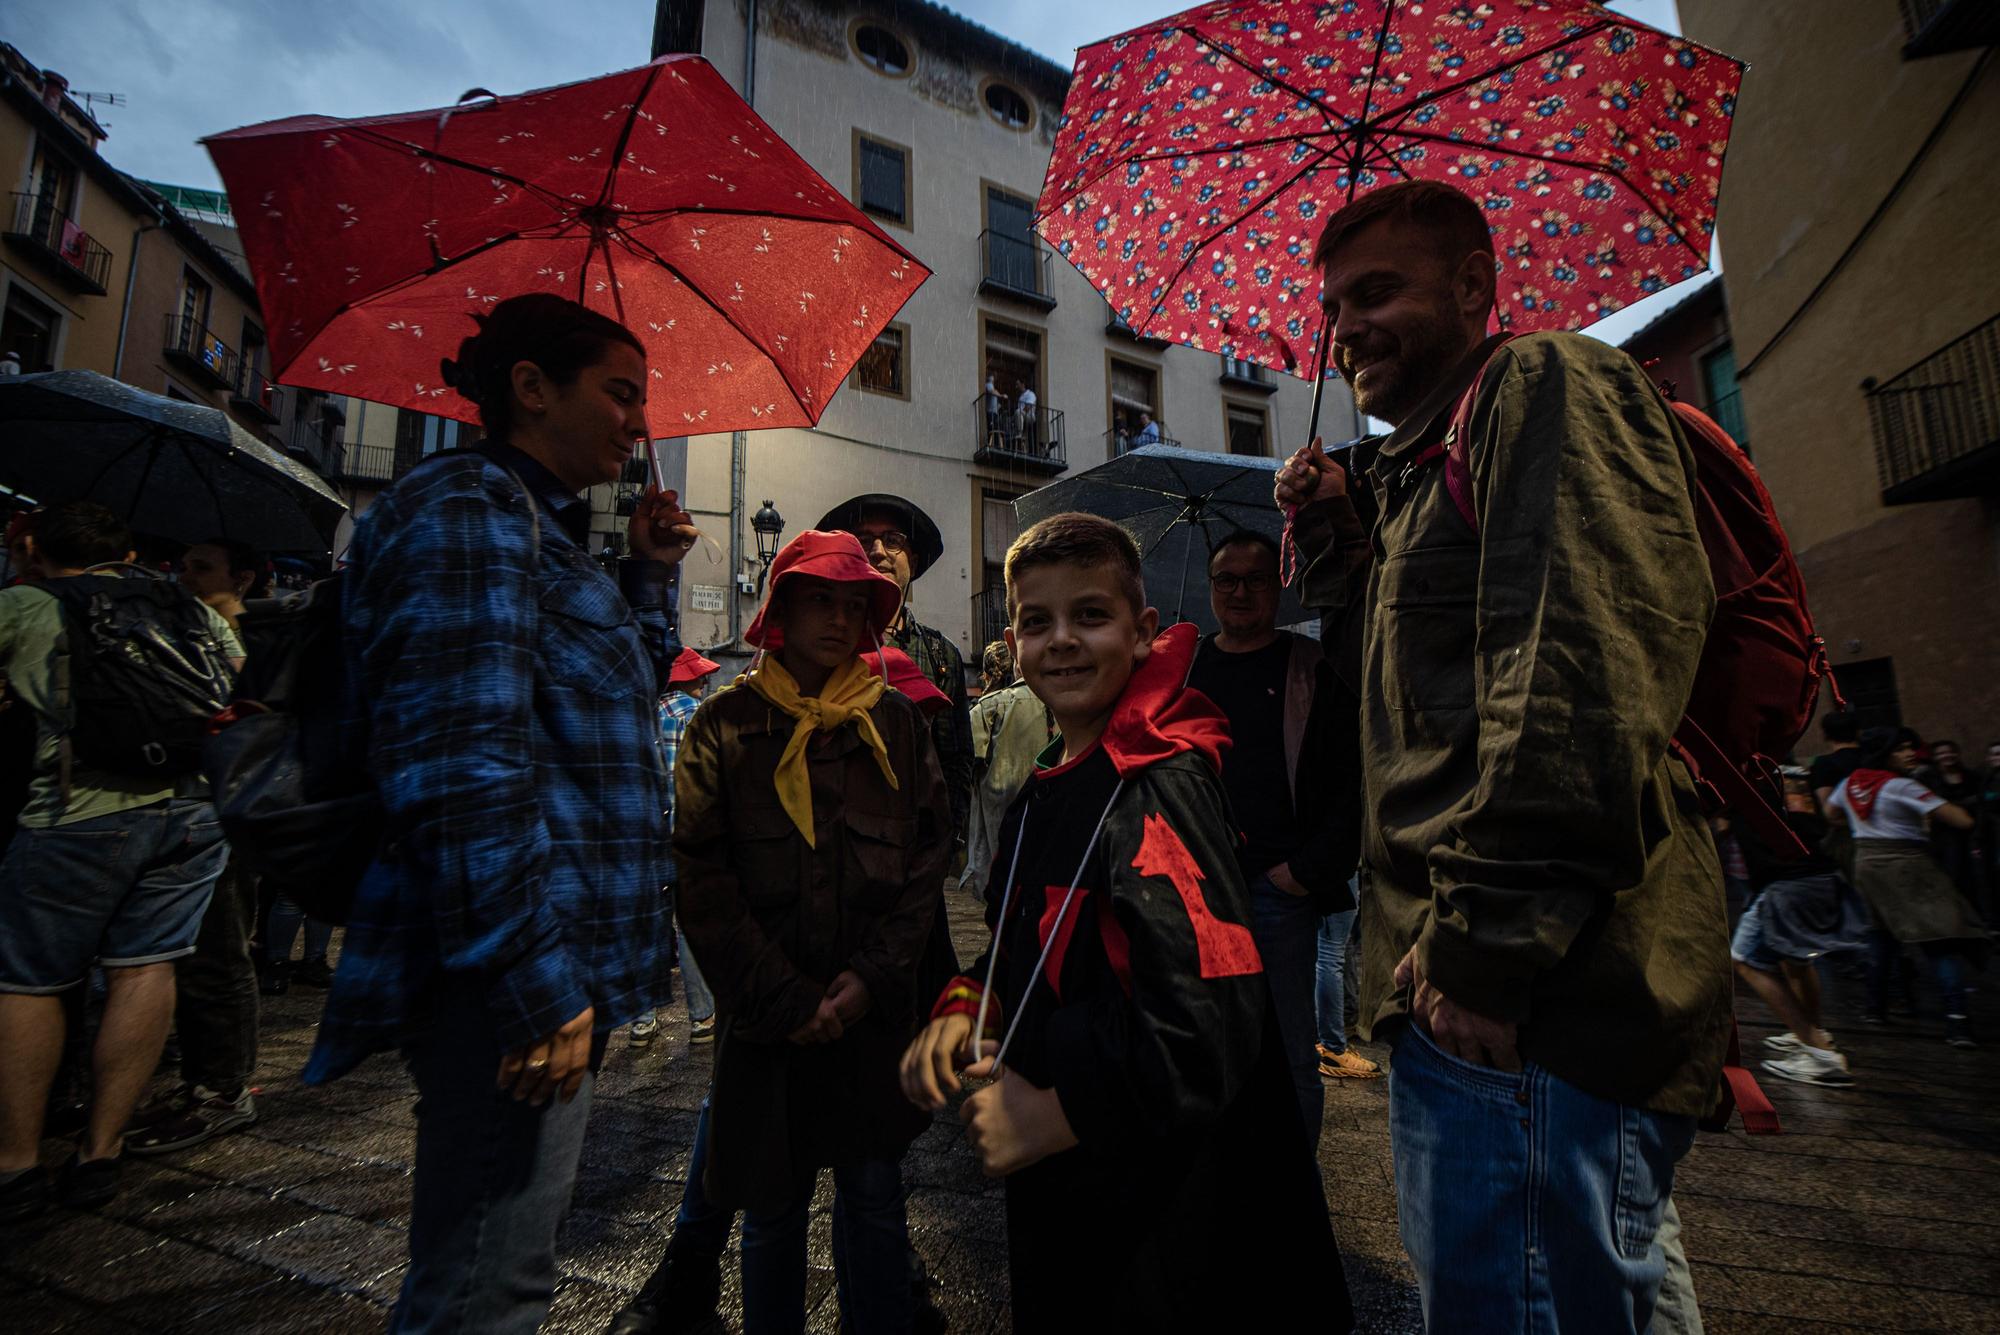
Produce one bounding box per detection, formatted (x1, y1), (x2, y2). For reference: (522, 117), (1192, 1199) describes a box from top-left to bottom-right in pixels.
(1413, 339), (1846, 1136)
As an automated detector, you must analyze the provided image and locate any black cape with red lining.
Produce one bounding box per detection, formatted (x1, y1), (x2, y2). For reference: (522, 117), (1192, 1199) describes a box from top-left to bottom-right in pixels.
(970, 624), (1349, 1331)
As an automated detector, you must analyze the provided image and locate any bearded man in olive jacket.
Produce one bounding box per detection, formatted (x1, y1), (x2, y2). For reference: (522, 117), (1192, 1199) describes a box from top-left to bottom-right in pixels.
(1278, 180), (1728, 1335)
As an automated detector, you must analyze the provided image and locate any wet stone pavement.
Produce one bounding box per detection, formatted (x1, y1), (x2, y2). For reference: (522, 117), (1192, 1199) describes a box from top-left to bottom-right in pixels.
(5, 886), (1998, 1333)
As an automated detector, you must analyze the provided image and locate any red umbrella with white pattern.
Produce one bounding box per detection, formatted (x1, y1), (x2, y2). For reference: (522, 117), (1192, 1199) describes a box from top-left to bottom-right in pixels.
(204, 56), (929, 439)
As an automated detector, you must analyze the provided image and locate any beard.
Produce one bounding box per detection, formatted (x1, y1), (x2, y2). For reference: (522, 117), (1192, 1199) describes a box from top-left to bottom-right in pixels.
(1338, 307), (1472, 428)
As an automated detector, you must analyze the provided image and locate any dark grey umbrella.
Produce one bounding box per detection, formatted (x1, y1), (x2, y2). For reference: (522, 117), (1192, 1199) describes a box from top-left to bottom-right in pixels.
(1013, 443), (1332, 633)
(0, 370), (345, 554)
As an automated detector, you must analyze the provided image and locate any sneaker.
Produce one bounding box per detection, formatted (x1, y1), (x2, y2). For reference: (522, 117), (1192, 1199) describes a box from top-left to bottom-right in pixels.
(292, 959), (335, 989)
(129, 1084), (196, 1133)
(1761, 1046), (1855, 1087)
(127, 1086), (257, 1156)
(57, 1151), (122, 1209)
(1762, 1029), (1834, 1055)
(1945, 1015), (1976, 1048)
(1317, 1044), (1383, 1079)
(606, 1249), (724, 1335)
(629, 1012), (660, 1047)
(690, 1017), (716, 1045)
(0, 1167), (49, 1225)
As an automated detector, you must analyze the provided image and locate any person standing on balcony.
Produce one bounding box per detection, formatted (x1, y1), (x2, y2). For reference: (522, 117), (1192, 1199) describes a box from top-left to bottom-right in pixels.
(1016, 379), (1039, 455)
(1133, 411), (1161, 448)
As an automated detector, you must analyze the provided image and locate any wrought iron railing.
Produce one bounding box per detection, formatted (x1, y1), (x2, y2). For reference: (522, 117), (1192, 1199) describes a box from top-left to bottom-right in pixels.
(163, 314), (237, 389)
(328, 442), (399, 484)
(1865, 314), (2000, 500)
(1106, 428), (1181, 457)
(5, 192), (112, 292)
(230, 367), (282, 424)
(972, 394), (1066, 472)
(970, 588), (1010, 652)
(978, 229), (1055, 306)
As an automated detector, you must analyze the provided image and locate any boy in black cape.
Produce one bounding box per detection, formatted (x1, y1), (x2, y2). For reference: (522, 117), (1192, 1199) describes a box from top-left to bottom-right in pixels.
(901, 513), (1349, 1331)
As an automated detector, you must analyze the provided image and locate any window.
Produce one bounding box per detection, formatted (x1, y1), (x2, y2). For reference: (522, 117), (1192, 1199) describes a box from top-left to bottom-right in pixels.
(28, 141), (79, 238)
(854, 132), (911, 227)
(1833, 657), (1900, 732)
(978, 489), (1022, 648)
(854, 322), (909, 398)
(1108, 355), (1161, 453)
(1700, 342), (1748, 448)
(1226, 403), (1271, 457)
(983, 186), (1039, 294)
(1221, 355), (1268, 384)
(983, 81), (1032, 131)
(1, 285), (59, 373)
(852, 24), (911, 76)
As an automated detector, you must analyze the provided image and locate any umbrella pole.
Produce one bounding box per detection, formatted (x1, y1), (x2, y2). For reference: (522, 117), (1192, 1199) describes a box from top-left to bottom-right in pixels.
(1304, 317), (1334, 446)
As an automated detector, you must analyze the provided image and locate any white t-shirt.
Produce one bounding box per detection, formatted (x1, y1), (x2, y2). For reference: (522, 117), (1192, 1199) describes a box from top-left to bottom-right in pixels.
(1827, 774), (1944, 842)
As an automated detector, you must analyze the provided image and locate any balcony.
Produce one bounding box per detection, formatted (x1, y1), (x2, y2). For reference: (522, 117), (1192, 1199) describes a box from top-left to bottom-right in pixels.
(1106, 307), (1171, 349)
(1105, 428), (1182, 457)
(978, 230), (1056, 310)
(1899, 0), (2000, 57)
(163, 315), (238, 391)
(970, 588), (1009, 653)
(284, 406), (343, 473)
(327, 442), (399, 485)
(230, 367), (283, 426)
(1865, 314), (2000, 505)
(973, 393), (1067, 474)
(5, 193), (112, 295)
(1220, 356), (1279, 394)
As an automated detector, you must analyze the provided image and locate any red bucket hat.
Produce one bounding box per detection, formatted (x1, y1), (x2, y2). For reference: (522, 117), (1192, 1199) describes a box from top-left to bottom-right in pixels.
(744, 529), (903, 651)
(866, 646), (949, 715)
(668, 647), (722, 684)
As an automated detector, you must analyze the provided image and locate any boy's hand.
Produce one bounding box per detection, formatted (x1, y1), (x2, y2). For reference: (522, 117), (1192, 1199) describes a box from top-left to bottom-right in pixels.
(787, 994), (846, 1045)
(957, 1058), (1079, 1177)
(900, 1013), (975, 1111)
(1394, 944), (1521, 1072)
(1273, 438), (1346, 509)
(825, 970), (871, 1025)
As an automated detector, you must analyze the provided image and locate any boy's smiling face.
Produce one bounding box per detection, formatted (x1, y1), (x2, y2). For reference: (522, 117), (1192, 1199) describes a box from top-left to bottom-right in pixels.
(1007, 561), (1158, 755)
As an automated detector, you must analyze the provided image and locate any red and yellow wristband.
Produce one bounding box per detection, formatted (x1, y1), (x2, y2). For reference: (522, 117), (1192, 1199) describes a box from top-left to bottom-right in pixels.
(930, 975), (1001, 1042)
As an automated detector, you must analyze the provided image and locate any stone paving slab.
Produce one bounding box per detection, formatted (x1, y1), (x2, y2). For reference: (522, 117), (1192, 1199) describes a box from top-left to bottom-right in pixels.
(2, 889), (1995, 1332)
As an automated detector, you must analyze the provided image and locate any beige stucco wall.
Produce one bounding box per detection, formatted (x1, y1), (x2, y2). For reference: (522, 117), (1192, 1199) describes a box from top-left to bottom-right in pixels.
(667, 0), (1347, 657)
(1678, 1), (2000, 742)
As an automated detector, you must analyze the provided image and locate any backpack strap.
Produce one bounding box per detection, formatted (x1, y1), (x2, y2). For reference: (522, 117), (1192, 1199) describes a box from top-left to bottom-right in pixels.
(1402, 335), (1517, 533)
(1703, 1017), (1783, 1135)
(1672, 715), (1810, 860)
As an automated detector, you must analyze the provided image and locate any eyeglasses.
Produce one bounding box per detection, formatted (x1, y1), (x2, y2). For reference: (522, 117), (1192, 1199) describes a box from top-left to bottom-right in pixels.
(856, 529), (910, 554)
(1211, 572), (1274, 595)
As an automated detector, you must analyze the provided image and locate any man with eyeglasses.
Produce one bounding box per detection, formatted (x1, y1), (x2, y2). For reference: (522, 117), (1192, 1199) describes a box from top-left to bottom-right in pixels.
(1187, 532), (1372, 1149)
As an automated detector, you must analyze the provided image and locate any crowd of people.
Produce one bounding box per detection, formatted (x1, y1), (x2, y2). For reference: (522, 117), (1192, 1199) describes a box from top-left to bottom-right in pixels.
(0, 180), (1991, 1335)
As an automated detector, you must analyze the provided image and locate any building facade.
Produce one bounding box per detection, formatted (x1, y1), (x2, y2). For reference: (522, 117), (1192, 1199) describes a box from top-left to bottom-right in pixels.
(1676, 1), (1999, 743)
(652, 0), (1352, 657)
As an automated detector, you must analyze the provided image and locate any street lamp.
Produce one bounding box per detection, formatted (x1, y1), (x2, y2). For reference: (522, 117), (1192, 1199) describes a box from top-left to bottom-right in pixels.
(752, 499), (784, 568)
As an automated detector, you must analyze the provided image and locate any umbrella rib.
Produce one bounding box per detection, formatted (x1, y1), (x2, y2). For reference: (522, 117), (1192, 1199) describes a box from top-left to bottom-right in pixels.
(593, 62), (665, 211)
(597, 232), (630, 327)
(346, 126), (572, 213)
(1365, 19), (1618, 138)
(78, 421), (164, 496)
(1178, 26), (1352, 137)
(610, 229), (814, 416)
(1350, 0), (1403, 166)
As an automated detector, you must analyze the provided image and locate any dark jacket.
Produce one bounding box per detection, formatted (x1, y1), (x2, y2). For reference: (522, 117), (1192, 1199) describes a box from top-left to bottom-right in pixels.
(673, 675), (950, 1211)
(957, 626), (1345, 1330)
(1298, 332), (1729, 1118)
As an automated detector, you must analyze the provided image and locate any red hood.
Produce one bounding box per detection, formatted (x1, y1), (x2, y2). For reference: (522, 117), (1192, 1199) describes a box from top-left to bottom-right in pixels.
(1099, 622), (1231, 780)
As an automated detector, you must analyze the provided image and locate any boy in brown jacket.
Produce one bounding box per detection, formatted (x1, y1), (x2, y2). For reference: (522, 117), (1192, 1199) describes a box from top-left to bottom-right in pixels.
(673, 529), (950, 1334)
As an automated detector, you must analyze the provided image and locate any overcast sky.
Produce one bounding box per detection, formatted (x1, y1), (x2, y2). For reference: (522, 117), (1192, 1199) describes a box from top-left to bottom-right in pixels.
(6, 0), (1691, 344)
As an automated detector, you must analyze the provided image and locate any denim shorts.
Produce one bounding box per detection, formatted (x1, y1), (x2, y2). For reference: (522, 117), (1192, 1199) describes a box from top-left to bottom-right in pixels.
(1728, 892), (1784, 972)
(0, 798), (228, 992)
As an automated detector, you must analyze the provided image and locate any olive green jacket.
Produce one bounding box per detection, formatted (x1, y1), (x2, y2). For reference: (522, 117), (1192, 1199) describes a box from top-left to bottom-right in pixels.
(1298, 332), (1730, 1117)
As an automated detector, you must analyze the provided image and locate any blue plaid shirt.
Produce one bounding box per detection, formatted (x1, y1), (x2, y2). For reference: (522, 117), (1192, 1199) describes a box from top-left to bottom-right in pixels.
(658, 688), (702, 883)
(306, 446), (681, 1082)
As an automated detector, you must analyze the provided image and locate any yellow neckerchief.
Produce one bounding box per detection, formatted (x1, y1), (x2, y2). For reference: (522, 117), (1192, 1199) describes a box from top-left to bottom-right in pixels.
(746, 653), (897, 846)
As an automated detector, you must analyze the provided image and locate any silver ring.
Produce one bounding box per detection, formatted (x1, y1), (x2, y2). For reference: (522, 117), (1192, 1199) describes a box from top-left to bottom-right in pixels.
(527, 1059), (549, 1071)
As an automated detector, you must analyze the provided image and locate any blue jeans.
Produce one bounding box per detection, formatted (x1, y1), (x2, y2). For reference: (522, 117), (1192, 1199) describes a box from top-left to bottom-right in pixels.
(1390, 1023), (1695, 1334)
(1248, 875), (1323, 1144)
(394, 977), (596, 1334)
(740, 1156), (911, 1335)
(666, 1096), (733, 1259)
(0, 797), (226, 992)
(265, 893), (335, 966)
(677, 923), (714, 1024)
(1316, 907), (1358, 1052)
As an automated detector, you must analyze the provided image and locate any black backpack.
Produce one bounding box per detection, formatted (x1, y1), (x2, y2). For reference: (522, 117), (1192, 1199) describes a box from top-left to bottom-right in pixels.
(201, 574), (379, 924)
(48, 567), (236, 780)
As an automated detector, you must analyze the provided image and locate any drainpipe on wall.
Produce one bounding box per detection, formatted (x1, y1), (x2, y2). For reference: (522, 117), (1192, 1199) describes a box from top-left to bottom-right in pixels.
(111, 206), (166, 379)
(726, 0), (757, 646)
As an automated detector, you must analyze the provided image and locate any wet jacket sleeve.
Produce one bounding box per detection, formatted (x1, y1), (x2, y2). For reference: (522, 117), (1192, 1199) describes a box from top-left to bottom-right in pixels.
(672, 701), (822, 1043)
(1419, 339), (1716, 1022)
(353, 482), (585, 1051)
(617, 558), (682, 688)
(1041, 765), (1266, 1147)
(847, 707), (952, 1022)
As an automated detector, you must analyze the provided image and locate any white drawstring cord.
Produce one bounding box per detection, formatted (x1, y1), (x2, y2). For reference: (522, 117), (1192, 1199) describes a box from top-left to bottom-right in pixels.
(971, 778), (1125, 1069)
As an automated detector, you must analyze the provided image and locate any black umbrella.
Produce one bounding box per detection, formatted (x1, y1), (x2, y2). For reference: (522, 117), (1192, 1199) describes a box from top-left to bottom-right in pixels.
(0, 370), (345, 554)
(1013, 443), (1342, 634)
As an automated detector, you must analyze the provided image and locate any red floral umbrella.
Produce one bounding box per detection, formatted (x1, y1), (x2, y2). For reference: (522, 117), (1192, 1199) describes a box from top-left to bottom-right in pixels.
(205, 56), (928, 438)
(1037, 0), (1742, 427)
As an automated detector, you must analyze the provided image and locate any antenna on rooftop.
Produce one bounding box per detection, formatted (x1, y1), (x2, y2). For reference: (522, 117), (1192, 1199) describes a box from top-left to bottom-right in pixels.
(72, 90), (126, 125)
